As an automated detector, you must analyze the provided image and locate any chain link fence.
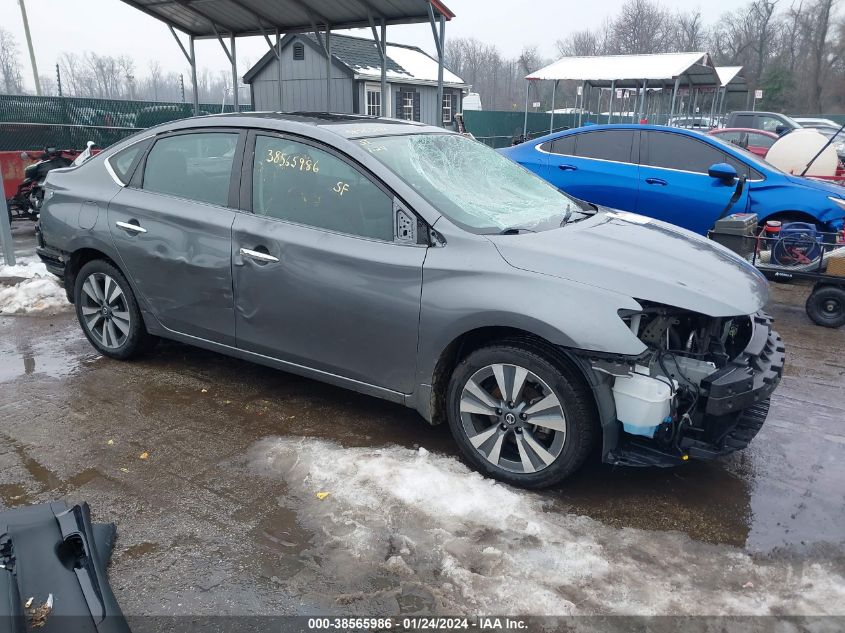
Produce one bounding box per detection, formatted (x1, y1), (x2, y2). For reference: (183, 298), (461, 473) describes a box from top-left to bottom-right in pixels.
(0, 95), (251, 151)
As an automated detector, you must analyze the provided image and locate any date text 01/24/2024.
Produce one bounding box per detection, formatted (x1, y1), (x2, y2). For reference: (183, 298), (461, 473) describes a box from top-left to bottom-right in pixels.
(306, 617), (528, 630)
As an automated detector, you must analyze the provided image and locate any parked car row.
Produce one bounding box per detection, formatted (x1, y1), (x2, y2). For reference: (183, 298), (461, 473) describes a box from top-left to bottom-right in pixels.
(36, 112), (786, 488)
(501, 123), (845, 235)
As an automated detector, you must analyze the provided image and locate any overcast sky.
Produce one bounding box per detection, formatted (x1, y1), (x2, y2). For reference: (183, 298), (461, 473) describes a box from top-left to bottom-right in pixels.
(5, 0), (737, 92)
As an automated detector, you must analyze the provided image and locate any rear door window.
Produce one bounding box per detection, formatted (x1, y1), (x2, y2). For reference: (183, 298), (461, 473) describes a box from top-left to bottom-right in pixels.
(142, 132), (239, 206)
(573, 130), (634, 163)
(715, 130), (742, 145)
(549, 135), (576, 156)
(732, 114), (755, 128)
(747, 131), (776, 149)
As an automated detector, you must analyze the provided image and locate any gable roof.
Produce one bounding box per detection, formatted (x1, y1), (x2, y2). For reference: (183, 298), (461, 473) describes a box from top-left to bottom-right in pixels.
(244, 32), (467, 87)
(526, 52), (718, 89)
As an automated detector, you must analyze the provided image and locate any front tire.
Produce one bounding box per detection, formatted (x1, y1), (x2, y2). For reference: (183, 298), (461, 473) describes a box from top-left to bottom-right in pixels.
(446, 342), (596, 489)
(74, 260), (158, 359)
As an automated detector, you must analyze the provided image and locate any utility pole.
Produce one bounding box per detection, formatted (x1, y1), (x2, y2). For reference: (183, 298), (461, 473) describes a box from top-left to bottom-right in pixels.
(56, 63), (62, 97)
(18, 0), (42, 96)
(179, 74), (185, 102)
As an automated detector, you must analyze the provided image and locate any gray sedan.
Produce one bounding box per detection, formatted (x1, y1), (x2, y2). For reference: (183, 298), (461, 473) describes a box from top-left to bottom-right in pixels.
(36, 113), (784, 488)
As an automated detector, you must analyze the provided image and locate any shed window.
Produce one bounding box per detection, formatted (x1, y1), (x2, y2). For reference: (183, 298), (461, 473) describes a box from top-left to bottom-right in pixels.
(293, 42), (305, 60)
(402, 91), (414, 120)
(395, 88), (420, 121)
(442, 93), (453, 124)
(365, 84), (382, 116)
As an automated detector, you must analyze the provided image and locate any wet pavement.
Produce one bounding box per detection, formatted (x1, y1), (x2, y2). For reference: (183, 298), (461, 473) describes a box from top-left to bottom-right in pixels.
(1, 223), (844, 616)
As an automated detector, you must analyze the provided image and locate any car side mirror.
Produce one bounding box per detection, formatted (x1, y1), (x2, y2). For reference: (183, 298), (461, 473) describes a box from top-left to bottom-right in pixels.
(775, 125), (788, 135)
(708, 162), (737, 184)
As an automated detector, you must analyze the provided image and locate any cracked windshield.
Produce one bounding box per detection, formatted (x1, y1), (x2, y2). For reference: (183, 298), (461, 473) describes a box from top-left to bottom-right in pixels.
(360, 134), (583, 232)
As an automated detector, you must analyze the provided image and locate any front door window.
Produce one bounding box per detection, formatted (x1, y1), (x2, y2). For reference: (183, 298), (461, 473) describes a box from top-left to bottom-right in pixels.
(253, 135), (395, 242)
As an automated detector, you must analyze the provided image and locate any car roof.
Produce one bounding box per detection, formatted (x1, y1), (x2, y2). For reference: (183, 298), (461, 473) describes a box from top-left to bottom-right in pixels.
(142, 111), (448, 140)
(710, 127), (779, 137)
(551, 123), (707, 135)
(729, 111), (784, 116)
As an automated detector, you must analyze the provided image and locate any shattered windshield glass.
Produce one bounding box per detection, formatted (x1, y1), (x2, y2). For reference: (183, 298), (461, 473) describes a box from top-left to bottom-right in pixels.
(359, 134), (583, 233)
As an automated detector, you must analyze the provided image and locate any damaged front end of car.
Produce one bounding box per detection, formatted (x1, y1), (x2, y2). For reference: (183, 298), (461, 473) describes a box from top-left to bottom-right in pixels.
(584, 302), (785, 467)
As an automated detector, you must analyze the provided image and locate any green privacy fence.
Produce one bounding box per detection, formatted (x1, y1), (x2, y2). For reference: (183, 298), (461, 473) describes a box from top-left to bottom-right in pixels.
(462, 110), (649, 148)
(0, 95), (251, 151)
(463, 111), (576, 148)
(463, 110), (845, 148)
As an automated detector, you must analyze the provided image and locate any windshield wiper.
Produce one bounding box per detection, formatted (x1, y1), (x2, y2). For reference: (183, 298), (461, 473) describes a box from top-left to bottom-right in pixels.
(498, 227), (536, 235)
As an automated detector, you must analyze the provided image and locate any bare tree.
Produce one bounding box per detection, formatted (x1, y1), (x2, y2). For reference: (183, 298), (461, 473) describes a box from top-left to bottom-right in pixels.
(670, 10), (709, 51)
(555, 30), (604, 57)
(608, 0), (670, 54)
(0, 28), (24, 94)
(803, 0), (839, 112)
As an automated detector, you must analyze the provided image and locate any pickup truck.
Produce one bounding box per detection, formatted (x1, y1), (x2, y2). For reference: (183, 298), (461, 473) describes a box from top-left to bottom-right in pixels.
(724, 111), (801, 135)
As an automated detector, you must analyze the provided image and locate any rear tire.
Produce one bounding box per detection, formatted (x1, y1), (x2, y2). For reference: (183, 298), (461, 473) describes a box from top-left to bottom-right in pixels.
(446, 342), (596, 489)
(806, 285), (845, 328)
(74, 259), (158, 359)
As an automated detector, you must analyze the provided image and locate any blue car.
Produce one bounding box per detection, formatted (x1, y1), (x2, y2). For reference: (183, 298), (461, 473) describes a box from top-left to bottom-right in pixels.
(500, 124), (845, 235)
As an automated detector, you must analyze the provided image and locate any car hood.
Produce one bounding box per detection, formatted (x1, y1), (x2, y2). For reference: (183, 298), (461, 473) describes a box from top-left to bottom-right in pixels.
(784, 173), (845, 197)
(489, 211), (769, 317)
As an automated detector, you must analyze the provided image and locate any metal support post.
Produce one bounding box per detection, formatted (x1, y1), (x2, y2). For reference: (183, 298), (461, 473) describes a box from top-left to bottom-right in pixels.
(428, 4), (445, 127)
(669, 76), (680, 124)
(523, 81), (530, 137)
(231, 35), (239, 108)
(325, 27), (331, 110)
(0, 171), (15, 266)
(578, 81), (586, 127)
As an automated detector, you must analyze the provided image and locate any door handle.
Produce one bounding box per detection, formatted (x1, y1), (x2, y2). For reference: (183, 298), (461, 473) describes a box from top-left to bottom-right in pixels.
(240, 247), (279, 263)
(115, 220), (147, 233)
(645, 177), (667, 186)
(558, 164), (578, 171)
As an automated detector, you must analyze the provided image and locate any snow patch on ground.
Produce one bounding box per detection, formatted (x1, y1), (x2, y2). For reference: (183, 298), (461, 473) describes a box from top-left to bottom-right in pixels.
(251, 437), (845, 616)
(0, 257), (69, 315)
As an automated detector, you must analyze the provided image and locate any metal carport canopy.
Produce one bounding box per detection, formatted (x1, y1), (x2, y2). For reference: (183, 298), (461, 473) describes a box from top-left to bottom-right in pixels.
(522, 52), (721, 134)
(716, 65), (746, 92)
(525, 52), (717, 88)
(118, 0), (454, 122)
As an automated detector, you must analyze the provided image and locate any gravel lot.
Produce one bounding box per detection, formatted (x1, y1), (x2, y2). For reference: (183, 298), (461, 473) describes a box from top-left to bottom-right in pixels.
(1, 222), (843, 617)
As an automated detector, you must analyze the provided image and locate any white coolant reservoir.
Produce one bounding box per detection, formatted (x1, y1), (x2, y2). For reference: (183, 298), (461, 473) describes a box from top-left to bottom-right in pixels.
(612, 369), (673, 438)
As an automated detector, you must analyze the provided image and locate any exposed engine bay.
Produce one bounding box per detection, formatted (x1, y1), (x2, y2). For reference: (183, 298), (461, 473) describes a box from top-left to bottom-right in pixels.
(591, 302), (784, 466)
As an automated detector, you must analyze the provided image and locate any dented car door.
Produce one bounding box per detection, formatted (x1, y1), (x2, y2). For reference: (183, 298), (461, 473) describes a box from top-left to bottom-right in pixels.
(232, 132), (426, 394)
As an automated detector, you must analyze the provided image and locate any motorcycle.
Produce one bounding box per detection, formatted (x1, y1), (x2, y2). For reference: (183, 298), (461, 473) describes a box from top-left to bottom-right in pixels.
(6, 141), (95, 222)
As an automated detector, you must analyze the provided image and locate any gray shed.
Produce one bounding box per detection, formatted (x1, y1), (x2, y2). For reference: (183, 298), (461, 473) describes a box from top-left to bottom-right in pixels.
(243, 33), (468, 127)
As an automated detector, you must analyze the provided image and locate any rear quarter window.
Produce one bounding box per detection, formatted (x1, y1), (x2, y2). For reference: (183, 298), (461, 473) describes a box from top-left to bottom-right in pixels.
(107, 140), (149, 184)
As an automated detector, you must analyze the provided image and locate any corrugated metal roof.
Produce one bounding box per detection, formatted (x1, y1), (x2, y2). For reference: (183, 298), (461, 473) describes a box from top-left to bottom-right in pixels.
(526, 52), (720, 88)
(315, 33), (464, 85)
(715, 65), (746, 89)
(243, 33), (466, 86)
(120, 0), (454, 38)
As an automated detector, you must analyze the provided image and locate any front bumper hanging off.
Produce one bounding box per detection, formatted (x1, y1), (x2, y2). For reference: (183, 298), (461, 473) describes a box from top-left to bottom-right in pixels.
(610, 312), (786, 468)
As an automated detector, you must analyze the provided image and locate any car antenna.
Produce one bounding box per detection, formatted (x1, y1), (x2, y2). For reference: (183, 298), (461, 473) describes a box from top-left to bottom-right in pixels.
(799, 122), (845, 177)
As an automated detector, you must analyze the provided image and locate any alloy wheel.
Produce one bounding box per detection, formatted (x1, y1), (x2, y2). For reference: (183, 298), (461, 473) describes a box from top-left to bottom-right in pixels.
(79, 272), (131, 349)
(459, 363), (567, 474)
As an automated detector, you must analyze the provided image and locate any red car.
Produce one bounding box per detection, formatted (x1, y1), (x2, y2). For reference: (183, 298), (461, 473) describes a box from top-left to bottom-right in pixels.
(708, 128), (779, 158)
